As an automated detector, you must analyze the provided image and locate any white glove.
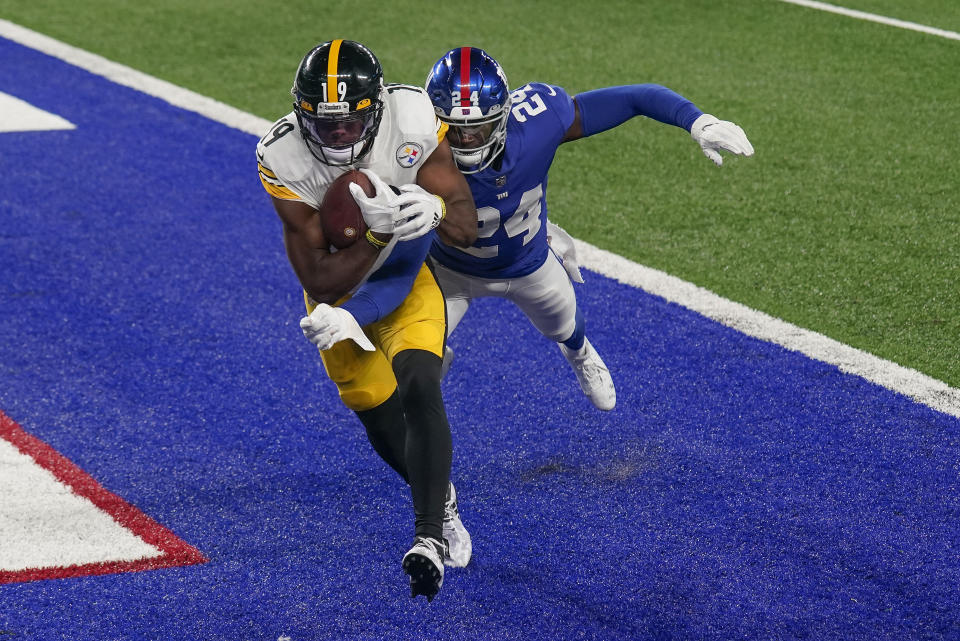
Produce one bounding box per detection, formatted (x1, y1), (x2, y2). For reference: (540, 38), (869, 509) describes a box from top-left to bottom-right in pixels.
(546, 221), (584, 284)
(690, 113), (754, 167)
(299, 303), (375, 351)
(348, 169), (402, 233)
(391, 183), (445, 242)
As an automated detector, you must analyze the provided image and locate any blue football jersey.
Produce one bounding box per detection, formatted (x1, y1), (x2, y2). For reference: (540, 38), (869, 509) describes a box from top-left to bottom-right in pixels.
(430, 83), (576, 278)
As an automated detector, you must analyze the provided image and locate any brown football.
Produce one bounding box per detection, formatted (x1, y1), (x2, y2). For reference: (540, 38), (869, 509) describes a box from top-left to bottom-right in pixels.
(319, 170), (373, 249)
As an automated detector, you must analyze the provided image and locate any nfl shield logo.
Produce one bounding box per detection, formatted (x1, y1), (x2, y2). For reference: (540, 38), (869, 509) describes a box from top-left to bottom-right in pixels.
(496, 175), (507, 187)
(396, 143), (424, 168)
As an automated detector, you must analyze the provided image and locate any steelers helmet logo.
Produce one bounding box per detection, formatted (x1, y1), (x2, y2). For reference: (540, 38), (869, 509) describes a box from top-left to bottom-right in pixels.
(396, 142), (424, 168)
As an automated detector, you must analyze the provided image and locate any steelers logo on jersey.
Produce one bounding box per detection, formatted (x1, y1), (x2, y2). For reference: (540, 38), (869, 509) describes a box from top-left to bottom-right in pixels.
(396, 142), (424, 168)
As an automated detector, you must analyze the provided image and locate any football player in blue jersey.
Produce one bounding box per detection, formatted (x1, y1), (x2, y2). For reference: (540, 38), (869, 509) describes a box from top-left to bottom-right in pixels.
(413, 46), (754, 411)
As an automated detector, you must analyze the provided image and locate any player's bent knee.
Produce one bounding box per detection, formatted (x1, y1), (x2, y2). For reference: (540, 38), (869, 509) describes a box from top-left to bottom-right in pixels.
(319, 338), (398, 412)
(392, 350), (444, 406)
(339, 383), (398, 412)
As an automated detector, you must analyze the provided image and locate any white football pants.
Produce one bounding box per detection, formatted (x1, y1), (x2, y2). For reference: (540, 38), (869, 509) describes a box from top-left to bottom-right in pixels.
(432, 252), (578, 343)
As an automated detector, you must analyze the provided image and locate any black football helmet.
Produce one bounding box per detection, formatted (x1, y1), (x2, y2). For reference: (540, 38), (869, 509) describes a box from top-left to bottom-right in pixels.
(291, 39), (385, 166)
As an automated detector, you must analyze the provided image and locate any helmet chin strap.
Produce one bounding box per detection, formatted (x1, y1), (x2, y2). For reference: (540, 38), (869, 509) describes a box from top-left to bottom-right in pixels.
(323, 143), (363, 164)
(453, 140), (503, 174)
(305, 138), (368, 166)
(454, 149), (484, 167)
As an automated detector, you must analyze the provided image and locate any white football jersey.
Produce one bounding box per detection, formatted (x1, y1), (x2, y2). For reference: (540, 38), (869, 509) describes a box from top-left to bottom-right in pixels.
(256, 84), (448, 209)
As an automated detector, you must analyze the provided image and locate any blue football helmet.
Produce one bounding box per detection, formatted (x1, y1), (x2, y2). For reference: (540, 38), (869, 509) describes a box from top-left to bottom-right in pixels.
(425, 47), (511, 174)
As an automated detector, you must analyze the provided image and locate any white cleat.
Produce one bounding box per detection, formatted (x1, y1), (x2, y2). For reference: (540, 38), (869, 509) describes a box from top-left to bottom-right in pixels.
(559, 337), (616, 410)
(441, 482), (472, 568)
(402, 536), (445, 602)
(441, 345), (454, 379)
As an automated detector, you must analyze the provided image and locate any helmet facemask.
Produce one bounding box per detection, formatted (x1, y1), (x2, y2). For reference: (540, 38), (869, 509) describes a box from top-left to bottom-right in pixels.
(293, 95), (384, 166)
(443, 103), (510, 174)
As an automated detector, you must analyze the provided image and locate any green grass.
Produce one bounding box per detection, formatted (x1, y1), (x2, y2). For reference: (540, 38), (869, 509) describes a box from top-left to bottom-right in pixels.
(829, 0), (960, 33)
(2, 0), (958, 386)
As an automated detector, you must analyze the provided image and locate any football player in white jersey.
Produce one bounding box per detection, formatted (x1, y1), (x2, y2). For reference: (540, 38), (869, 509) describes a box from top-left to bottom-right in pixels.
(412, 47), (754, 412)
(256, 40), (477, 601)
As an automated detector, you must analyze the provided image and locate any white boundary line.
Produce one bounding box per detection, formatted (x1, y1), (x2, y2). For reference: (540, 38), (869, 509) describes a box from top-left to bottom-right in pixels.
(778, 0), (960, 41)
(0, 20), (271, 137)
(2, 18), (958, 419)
(577, 242), (960, 418)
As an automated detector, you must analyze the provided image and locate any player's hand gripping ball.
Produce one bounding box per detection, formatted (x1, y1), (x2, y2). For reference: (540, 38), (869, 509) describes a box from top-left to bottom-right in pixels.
(319, 170), (374, 249)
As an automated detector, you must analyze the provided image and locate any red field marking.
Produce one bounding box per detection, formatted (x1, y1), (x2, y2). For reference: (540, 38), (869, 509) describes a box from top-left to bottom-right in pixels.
(0, 410), (207, 584)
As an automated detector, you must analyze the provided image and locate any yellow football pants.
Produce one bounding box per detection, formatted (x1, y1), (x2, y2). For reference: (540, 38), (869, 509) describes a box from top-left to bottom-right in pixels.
(305, 263), (446, 412)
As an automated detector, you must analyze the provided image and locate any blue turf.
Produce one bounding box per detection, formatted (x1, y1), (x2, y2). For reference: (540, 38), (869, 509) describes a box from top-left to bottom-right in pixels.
(1, 38), (958, 641)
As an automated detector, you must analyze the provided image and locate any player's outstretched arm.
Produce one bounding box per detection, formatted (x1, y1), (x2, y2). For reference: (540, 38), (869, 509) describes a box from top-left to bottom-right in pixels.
(415, 139), (478, 248)
(270, 196), (383, 305)
(566, 84), (754, 166)
(564, 84), (702, 142)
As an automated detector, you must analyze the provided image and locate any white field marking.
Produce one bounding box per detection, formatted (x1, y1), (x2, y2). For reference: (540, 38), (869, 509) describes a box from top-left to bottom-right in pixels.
(578, 240), (960, 418)
(0, 439), (161, 571)
(0, 18), (272, 138)
(0, 91), (75, 132)
(2, 18), (959, 419)
(778, 0), (960, 41)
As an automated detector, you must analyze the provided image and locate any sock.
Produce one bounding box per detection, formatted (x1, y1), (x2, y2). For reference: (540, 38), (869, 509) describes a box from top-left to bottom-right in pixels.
(561, 307), (586, 351)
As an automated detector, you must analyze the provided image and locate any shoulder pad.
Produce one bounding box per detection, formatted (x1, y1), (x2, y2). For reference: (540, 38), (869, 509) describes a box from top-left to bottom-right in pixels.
(384, 85), (439, 137)
(513, 82), (564, 99)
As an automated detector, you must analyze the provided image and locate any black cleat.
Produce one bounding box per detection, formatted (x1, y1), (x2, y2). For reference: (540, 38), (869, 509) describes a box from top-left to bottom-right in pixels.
(402, 536), (445, 602)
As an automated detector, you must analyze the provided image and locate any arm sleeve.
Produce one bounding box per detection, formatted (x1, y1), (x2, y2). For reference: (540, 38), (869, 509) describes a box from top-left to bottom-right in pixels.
(339, 232), (434, 327)
(575, 84), (703, 136)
